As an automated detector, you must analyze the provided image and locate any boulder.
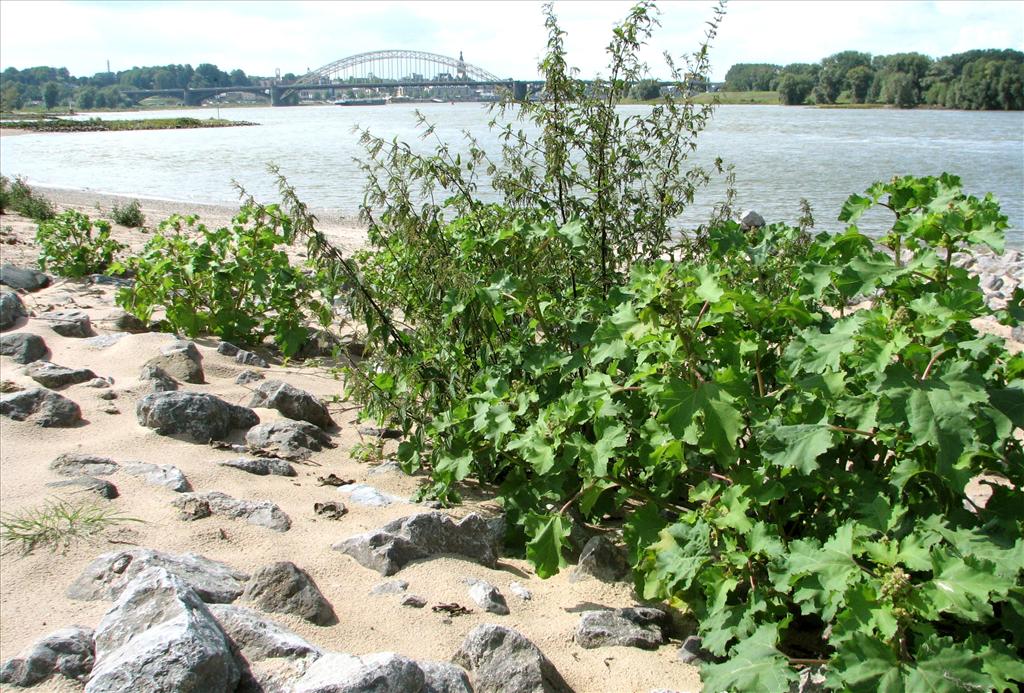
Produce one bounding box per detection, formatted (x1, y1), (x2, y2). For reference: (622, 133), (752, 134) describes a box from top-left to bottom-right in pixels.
(45, 475), (118, 499)
(333, 512), (503, 576)
(86, 568), (240, 693)
(107, 308), (148, 333)
(121, 462), (191, 492)
(574, 607), (668, 650)
(172, 491), (291, 532)
(0, 331), (48, 363)
(217, 342), (241, 357)
(38, 309), (93, 337)
(143, 339), (204, 383)
(739, 210), (766, 230)
(242, 562), (337, 626)
(293, 652), (425, 693)
(0, 626), (94, 686)
(219, 457), (296, 477)
(569, 535), (631, 583)
(466, 579), (509, 615)
(236, 350), (269, 368)
(50, 453), (119, 477)
(0, 290), (27, 330)
(136, 391), (258, 442)
(139, 363), (178, 392)
(67, 548), (250, 604)
(245, 420), (332, 460)
(452, 624), (570, 693)
(420, 661), (472, 693)
(248, 380), (333, 430)
(0, 388), (81, 426)
(25, 361), (98, 389)
(0, 264), (50, 291)
(208, 604), (322, 661)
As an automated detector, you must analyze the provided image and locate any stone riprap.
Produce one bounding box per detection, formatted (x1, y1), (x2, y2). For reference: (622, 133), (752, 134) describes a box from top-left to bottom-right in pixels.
(172, 491), (291, 532)
(0, 387), (81, 426)
(0, 331), (48, 363)
(247, 379), (334, 429)
(136, 391), (259, 442)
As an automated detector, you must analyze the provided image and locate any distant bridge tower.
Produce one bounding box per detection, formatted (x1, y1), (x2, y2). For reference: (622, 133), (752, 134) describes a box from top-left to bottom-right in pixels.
(457, 51), (467, 80)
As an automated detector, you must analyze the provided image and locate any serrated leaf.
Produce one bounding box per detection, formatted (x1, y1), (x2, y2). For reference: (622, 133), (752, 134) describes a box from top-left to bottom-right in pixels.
(761, 421), (833, 474)
(921, 551), (1012, 621)
(776, 523), (866, 596)
(905, 635), (989, 693)
(701, 624), (799, 693)
(832, 632), (905, 693)
(589, 302), (639, 365)
(657, 378), (744, 457)
(524, 512), (569, 579)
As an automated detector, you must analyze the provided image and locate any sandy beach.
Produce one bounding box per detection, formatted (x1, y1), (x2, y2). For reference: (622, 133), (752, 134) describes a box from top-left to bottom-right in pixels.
(0, 189), (703, 692)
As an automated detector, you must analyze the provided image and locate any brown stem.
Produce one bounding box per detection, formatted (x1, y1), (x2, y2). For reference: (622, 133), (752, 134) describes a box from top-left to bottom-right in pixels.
(921, 348), (946, 381)
(829, 425), (876, 438)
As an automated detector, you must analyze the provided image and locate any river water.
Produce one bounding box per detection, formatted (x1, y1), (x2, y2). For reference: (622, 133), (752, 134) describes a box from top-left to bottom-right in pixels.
(2, 103), (1022, 246)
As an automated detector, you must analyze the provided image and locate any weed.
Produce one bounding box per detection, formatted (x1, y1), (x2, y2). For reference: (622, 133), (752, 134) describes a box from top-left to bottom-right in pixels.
(0, 498), (142, 555)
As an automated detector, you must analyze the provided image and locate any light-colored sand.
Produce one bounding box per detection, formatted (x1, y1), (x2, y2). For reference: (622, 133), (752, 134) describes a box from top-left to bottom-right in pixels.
(0, 193), (702, 693)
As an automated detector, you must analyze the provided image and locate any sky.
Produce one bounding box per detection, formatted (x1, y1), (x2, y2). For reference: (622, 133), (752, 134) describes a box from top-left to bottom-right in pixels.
(1, 1), (1022, 82)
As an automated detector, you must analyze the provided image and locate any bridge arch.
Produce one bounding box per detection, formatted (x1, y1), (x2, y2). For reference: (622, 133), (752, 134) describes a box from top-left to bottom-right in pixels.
(293, 50), (506, 86)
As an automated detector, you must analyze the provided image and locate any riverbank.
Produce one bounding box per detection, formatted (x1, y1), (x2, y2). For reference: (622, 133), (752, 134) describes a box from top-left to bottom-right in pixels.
(1, 117), (257, 133)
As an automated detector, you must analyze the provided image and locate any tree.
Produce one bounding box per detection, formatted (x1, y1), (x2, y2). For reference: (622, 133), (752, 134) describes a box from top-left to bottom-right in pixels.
(881, 71), (918, 107)
(76, 86), (97, 109)
(846, 65), (873, 103)
(816, 50), (871, 103)
(630, 78), (661, 100)
(723, 63), (780, 91)
(229, 69), (250, 87)
(43, 81), (60, 109)
(0, 82), (24, 110)
(777, 73), (814, 105)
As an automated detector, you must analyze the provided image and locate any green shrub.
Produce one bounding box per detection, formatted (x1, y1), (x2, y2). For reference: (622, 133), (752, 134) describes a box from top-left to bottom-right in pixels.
(0, 175), (55, 221)
(113, 204), (339, 356)
(36, 210), (125, 277)
(110, 198), (145, 228)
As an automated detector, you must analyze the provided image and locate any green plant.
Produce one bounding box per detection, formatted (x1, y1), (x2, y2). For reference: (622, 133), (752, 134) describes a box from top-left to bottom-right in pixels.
(0, 499), (142, 555)
(110, 198), (146, 228)
(113, 203), (339, 356)
(36, 210), (125, 277)
(350, 440), (386, 464)
(1, 175), (55, 221)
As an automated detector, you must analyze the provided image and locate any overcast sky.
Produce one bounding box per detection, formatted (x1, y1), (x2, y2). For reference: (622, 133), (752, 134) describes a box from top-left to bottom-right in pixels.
(2, 1), (1022, 82)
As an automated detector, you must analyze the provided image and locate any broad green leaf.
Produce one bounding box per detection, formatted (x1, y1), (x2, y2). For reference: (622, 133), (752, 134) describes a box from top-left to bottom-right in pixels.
(831, 632), (905, 693)
(623, 503), (667, 566)
(920, 551), (1012, 621)
(695, 266), (724, 303)
(777, 523), (866, 596)
(700, 624), (799, 693)
(657, 378), (744, 457)
(589, 302), (639, 365)
(524, 512), (570, 579)
(839, 193), (873, 223)
(785, 313), (866, 374)
(761, 421), (833, 475)
(905, 635), (990, 693)
(585, 421), (628, 478)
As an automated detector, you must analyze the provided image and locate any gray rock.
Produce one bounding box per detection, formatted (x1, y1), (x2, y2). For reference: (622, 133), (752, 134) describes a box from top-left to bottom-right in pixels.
(86, 377), (112, 388)
(0, 388), (81, 426)
(339, 483), (399, 507)
(173, 491), (291, 532)
(236, 369), (265, 385)
(107, 308), (148, 333)
(97, 390), (117, 400)
(295, 329), (343, 360)
(676, 635), (711, 665)
(242, 561), (336, 626)
(25, 361), (98, 389)
(401, 594), (427, 608)
(38, 309), (93, 338)
(0, 626), (94, 686)
(370, 580), (409, 595)
(136, 391), (259, 442)
(248, 380), (333, 430)
(452, 624), (570, 693)
(466, 579), (509, 615)
(50, 453), (119, 477)
(1012, 325), (1024, 343)
(333, 512), (503, 576)
(44, 472), (117, 495)
(569, 535), (631, 583)
(86, 568), (240, 693)
(0, 264), (50, 291)
(67, 548), (249, 604)
(740, 210), (766, 230)
(574, 607), (668, 650)
(508, 582), (532, 601)
(368, 461), (404, 476)
(314, 501), (348, 520)
(0, 290), (27, 330)
(293, 652), (425, 693)
(217, 342), (241, 357)
(245, 420), (332, 460)
(139, 363), (178, 391)
(177, 496), (213, 520)
(0, 331), (48, 363)
(220, 457), (297, 477)
(143, 340), (204, 383)
(208, 604), (322, 661)
(88, 274), (133, 288)
(83, 334), (125, 349)
(121, 462), (191, 492)
(236, 350), (269, 368)
(420, 661), (472, 693)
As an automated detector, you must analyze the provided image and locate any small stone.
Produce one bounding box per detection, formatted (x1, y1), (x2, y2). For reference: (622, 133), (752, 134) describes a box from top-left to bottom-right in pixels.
(401, 594), (427, 608)
(176, 496), (213, 520)
(0, 332), (48, 363)
(988, 275), (1005, 291)
(419, 661), (473, 693)
(371, 580), (409, 595)
(740, 210), (766, 230)
(236, 350), (269, 368)
(207, 604), (322, 661)
(466, 579), (510, 615)
(0, 290), (27, 330)
(101, 405), (120, 415)
(0, 264), (50, 291)
(45, 476), (119, 499)
(173, 491), (291, 532)
(85, 377), (112, 388)
(50, 453), (119, 477)
(508, 582), (532, 601)
(242, 561), (337, 626)
(569, 535), (631, 583)
(219, 457), (296, 477)
(453, 624), (571, 693)
(313, 501), (348, 520)
(217, 342), (240, 357)
(245, 420), (332, 460)
(235, 369), (265, 385)
(677, 635), (711, 665)
(107, 308), (147, 333)
(139, 363), (177, 391)
(98, 390), (117, 400)
(143, 339), (203, 383)
(293, 652), (424, 693)
(25, 361), (98, 389)
(121, 462), (191, 492)
(0, 626), (94, 686)
(247, 380), (333, 429)
(368, 460), (404, 476)
(0, 388), (82, 427)
(38, 310), (93, 338)
(339, 483), (399, 507)
(574, 607), (669, 650)
(82, 334), (124, 349)
(1012, 325), (1024, 343)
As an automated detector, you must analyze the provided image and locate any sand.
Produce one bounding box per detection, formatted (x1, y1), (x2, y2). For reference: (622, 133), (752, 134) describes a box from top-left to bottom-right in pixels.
(0, 191), (702, 693)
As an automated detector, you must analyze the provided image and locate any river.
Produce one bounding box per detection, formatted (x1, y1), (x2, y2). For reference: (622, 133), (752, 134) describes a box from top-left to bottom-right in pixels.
(2, 103), (1022, 246)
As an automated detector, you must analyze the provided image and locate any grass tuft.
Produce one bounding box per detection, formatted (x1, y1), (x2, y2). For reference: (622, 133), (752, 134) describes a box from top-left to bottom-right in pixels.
(0, 498), (142, 555)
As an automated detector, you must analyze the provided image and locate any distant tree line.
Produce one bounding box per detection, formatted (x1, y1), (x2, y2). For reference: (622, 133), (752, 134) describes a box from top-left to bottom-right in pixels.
(724, 49), (1023, 109)
(0, 63), (267, 111)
